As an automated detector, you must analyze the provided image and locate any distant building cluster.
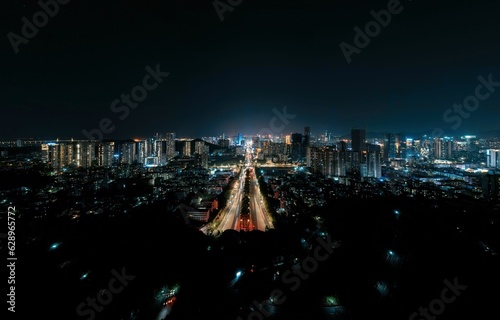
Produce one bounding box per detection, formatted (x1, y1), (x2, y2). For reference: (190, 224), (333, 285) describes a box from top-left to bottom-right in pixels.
(1, 132), (251, 173)
(40, 133), (177, 169)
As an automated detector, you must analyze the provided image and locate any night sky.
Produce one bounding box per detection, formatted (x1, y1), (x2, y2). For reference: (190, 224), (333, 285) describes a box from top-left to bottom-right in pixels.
(1, 0), (499, 139)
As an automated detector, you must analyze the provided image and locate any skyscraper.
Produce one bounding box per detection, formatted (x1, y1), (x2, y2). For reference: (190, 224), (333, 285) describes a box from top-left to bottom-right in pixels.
(304, 127), (311, 166)
(155, 140), (167, 165)
(433, 138), (443, 159)
(194, 140), (205, 155)
(165, 132), (176, 160)
(121, 141), (136, 164)
(310, 146), (331, 176)
(310, 146), (347, 177)
(194, 143), (209, 169)
(98, 141), (115, 167)
(384, 133), (405, 161)
(351, 129), (366, 152)
(445, 140), (454, 160)
(487, 149), (500, 168)
(291, 133), (303, 161)
(183, 140), (192, 157)
(384, 133), (395, 161)
(135, 139), (146, 164)
(366, 143), (382, 178)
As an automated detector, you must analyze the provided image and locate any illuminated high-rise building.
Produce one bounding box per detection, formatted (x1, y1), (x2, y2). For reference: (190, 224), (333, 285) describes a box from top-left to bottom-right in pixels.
(332, 148), (347, 176)
(165, 132), (176, 159)
(98, 141), (115, 167)
(445, 140), (454, 160)
(487, 149), (500, 168)
(346, 149), (362, 174)
(146, 137), (155, 158)
(194, 144), (209, 169)
(155, 134), (176, 165)
(310, 146), (347, 177)
(310, 146), (332, 176)
(366, 143), (382, 178)
(80, 142), (95, 168)
(155, 139), (167, 165)
(384, 133), (405, 161)
(183, 140), (192, 157)
(44, 143), (60, 169)
(41, 144), (49, 163)
(121, 141), (136, 164)
(194, 140), (205, 155)
(43, 141), (95, 169)
(433, 138), (443, 159)
(134, 139), (146, 164)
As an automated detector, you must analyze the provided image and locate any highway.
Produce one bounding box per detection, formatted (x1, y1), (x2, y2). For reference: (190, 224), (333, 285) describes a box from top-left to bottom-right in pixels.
(203, 142), (274, 234)
(248, 167), (273, 231)
(216, 174), (243, 232)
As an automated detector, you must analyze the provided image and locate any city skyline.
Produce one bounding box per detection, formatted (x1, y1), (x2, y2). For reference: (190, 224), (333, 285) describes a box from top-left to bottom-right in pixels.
(5, 128), (499, 175)
(3, 125), (500, 142)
